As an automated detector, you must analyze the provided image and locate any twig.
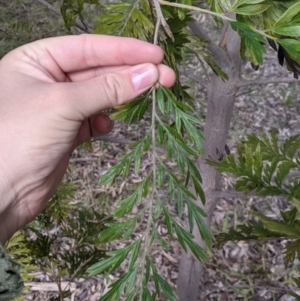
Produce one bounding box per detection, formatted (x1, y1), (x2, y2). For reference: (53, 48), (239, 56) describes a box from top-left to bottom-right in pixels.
(180, 70), (207, 87)
(152, 0), (174, 41)
(287, 171), (300, 179)
(34, 0), (90, 33)
(35, 0), (60, 14)
(158, 0), (275, 41)
(237, 77), (299, 88)
(138, 18), (161, 299)
(158, 0), (232, 22)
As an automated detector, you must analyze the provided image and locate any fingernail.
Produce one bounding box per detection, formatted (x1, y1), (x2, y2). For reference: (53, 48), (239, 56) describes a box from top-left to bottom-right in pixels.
(131, 64), (158, 91)
(104, 116), (112, 129)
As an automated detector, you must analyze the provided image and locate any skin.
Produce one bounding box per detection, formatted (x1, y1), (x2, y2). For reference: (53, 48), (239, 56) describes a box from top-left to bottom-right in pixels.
(0, 34), (176, 244)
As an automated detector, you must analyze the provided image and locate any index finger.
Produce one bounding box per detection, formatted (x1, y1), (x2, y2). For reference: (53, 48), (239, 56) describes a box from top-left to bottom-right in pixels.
(24, 34), (165, 73)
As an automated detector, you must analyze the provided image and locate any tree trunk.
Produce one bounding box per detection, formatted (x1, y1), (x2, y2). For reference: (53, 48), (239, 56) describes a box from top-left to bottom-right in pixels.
(176, 21), (241, 301)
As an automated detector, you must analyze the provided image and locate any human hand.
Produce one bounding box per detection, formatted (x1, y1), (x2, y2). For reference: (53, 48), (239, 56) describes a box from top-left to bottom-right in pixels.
(0, 34), (176, 243)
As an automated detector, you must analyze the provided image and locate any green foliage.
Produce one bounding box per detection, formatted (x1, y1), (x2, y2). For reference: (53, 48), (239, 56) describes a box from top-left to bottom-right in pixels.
(3, 232), (36, 301)
(88, 85), (212, 300)
(5, 232), (36, 284)
(22, 182), (108, 299)
(205, 0), (300, 77)
(209, 131), (300, 197)
(93, 0), (228, 81)
(230, 21), (266, 65)
(60, 0), (99, 32)
(209, 133), (300, 297)
(93, 0), (154, 40)
(90, 1), (300, 299)
(290, 277), (300, 300)
(90, 3), (225, 296)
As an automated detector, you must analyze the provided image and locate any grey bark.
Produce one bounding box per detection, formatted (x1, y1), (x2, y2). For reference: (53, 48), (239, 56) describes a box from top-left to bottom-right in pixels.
(176, 21), (241, 301)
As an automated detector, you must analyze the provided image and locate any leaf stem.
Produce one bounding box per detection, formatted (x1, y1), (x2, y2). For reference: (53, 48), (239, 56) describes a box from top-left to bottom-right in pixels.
(154, 16), (161, 45)
(138, 18), (161, 300)
(157, 0), (276, 41)
(158, 0), (232, 21)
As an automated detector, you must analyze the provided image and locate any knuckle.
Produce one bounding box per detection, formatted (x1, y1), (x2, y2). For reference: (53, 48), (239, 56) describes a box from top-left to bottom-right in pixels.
(102, 74), (126, 106)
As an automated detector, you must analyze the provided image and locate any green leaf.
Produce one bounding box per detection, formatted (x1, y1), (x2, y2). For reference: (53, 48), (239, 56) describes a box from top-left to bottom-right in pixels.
(128, 240), (142, 270)
(273, 25), (300, 37)
(157, 164), (165, 188)
(285, 239), (300, 262)
(99, 162), (124, 185)
(192, 175), (206, 205)
(154, 273), (177, 301)
(141, 288), (154, 301)
(88, 245), (132, 276)
(188, 203), (213, 249)
(157, 87), (165, 115)
(274, 2), (300, 27)
(145, 258), (151, 285)
(251, 211), (300, 237)
(123, 218), (137, 240)
(113, 192), (139, 218)
(243, 0), (269, 3)
(125, 288), (140, 301)
(143, 176), (151, 198)
(290, 292), (300, 301)
(234, 4), (270, 16)
(163, 207), (174, 238)
(154, 198), (162, 220)
(177, 150), (185, 173)
(177, 190), (184, 218)
(292, 276), (300, 289)
(98, 222), (126, 243)
(111, 96), (149, 124)
(173, 221), (208, 262)
(99, 267), (139, 301)
(151, 261), (161, 295)
(124, 267), (138, 296)
(134, 145), (142, 174)
(277, 38), (300, 61)
(219, 0), (232, 10)
(230, 21), (266, 65)
(274, 161), (295, 186)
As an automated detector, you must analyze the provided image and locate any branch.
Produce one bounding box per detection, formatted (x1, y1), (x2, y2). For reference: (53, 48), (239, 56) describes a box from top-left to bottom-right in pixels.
(287, 171), (300, 179)
(188, 22), (231, 70)
(34, 0), (90, 33)
(237, 77), (299, 88)
(207, 190), (256, 199)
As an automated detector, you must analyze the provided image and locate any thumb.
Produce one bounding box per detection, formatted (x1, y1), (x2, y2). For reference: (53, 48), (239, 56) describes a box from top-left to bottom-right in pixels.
(65, 63), (159, 119)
